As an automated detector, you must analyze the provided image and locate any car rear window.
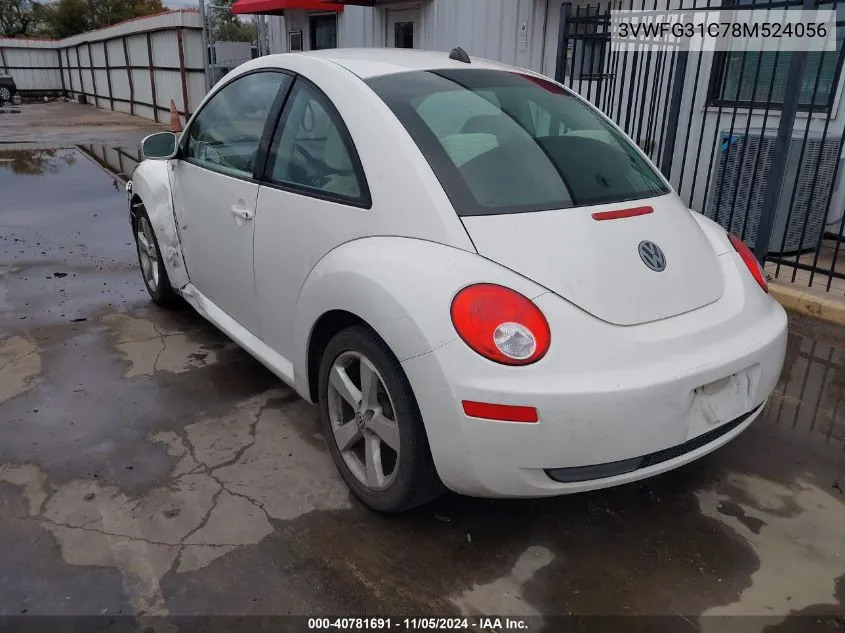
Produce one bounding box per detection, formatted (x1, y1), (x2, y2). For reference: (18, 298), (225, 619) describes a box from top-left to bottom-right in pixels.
(366, 69), (669, 216)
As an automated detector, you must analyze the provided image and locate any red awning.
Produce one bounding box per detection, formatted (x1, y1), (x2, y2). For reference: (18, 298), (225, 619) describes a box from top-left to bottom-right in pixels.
(231, 0), (345, 15)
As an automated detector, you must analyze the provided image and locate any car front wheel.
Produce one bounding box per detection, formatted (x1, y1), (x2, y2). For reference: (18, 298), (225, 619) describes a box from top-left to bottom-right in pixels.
(318, 325), (442, 513)
(134, 210), (178, 308)
(0, 86), (11, 102)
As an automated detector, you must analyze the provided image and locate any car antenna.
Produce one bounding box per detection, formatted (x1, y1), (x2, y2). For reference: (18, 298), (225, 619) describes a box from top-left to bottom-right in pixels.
(449, 47), (471, 64)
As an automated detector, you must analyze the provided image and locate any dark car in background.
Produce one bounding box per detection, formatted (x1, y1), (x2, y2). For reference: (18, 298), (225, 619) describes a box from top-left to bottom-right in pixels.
(0, 75), (17, 102)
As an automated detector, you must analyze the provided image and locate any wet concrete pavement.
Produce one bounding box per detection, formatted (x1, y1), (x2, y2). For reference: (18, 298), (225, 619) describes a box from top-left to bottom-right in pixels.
(1, 104), (844, 629)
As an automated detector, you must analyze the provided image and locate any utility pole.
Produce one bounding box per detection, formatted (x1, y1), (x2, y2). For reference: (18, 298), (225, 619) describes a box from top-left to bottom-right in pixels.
(198, 0), (212, 92)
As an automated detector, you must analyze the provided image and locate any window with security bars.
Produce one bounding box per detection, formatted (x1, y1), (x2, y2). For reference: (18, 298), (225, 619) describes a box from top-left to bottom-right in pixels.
(708, 1), (845, 110)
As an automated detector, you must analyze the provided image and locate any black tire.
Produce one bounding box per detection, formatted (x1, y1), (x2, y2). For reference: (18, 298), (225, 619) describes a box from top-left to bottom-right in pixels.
(318, 325), (443, 513)
(0, 86), (11, 102)
(133, 209), (179, 308)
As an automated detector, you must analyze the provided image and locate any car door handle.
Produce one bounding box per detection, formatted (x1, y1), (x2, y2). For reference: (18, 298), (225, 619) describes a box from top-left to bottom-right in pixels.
(230, 205), (254, 222)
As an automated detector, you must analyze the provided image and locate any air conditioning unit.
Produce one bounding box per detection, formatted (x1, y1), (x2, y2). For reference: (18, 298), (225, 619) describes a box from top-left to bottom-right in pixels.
(706, 129), (841, 254)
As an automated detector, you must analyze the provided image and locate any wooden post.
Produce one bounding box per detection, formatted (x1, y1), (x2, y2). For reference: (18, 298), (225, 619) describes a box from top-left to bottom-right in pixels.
(146, 32), (159, 122)
(122, 37), (135, 116)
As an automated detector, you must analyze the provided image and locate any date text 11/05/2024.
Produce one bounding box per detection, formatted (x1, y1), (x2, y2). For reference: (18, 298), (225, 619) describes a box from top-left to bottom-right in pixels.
(307, 617), (530, 631)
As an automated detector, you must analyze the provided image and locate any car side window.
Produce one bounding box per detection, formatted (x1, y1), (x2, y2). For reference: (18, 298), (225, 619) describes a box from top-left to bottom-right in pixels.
(267, 81), (369, 205)
(185, 71), (289, 178)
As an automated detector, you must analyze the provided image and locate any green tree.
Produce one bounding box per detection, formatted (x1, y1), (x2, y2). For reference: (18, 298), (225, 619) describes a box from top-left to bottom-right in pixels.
(37, 0), (166, 38)
(38, 0), (86, 38)
(0, 0), (40, 37)
(87, 0), (166, 31)
(207, 0), (256, 43)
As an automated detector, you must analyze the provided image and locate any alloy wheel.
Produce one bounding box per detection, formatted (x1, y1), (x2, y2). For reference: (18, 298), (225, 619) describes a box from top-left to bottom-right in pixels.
(136, 216), (160, 293)
(326, 351), (401, 491)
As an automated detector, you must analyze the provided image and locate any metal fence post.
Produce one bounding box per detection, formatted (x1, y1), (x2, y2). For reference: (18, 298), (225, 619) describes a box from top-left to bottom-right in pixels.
(659, 48), (688, 179)
(146, 32), (159, 123)
(199, 0), (213, 92)
(177, 27), (190, 119)
(75, 46), (84, 100)
(87, 42), (98, 108)
(555, 2), (573, 83)
(753, 0), (814, 261)
(57, 48), (66, 95)
(103, 41), (114, 110)
(122, 37), (135, 116)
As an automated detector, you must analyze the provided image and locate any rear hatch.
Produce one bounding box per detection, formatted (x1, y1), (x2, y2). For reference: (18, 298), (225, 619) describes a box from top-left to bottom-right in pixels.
(462, 194), (724, 326)
(364, 67), (725, 323)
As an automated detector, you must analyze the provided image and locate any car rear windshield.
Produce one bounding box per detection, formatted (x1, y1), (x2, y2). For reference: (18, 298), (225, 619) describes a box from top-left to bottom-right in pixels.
(366, 69), (669, 216)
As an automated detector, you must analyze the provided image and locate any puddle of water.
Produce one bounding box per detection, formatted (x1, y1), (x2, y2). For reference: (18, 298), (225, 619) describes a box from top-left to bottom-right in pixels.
(75, 144), (141, 184)
(0, 144), (144, 330)
(764, 332), (845, 452)
(0, 144), (140, 183)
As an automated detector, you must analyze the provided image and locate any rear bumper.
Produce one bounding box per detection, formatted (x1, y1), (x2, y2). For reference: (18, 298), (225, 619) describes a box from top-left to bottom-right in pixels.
(401, 253), (788, 498)
(544, 403), (762, 484)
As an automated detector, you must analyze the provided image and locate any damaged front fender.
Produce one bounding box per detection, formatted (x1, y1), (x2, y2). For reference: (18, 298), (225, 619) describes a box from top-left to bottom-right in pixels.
(130, 160), (190, 290)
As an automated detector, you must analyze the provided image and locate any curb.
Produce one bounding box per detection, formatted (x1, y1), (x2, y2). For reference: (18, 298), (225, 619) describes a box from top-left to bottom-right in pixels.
(769, 281), (845, 326)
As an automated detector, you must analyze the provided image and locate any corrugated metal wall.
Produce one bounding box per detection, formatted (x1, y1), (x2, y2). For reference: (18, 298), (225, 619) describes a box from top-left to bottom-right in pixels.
(418, 0), (546, 72)
(0, 10), (205, 123)
(266, 0), (553, 75)
(0, 40), (62, 91)
(338, 6), (380, 48)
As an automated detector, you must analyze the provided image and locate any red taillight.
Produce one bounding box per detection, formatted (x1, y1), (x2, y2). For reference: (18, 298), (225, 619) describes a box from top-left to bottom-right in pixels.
(462, 401), (539, 423)
(450, 284), (551, 365)
(728, 233), (768, 293)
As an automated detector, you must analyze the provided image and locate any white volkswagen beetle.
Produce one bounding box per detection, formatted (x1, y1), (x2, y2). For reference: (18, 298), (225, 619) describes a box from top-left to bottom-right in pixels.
(128, 48), (787, 513)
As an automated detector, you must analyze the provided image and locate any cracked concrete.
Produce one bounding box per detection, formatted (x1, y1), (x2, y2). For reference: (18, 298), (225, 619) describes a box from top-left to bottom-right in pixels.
(101, 313), (220, 378)
(0, 390), (349, 615)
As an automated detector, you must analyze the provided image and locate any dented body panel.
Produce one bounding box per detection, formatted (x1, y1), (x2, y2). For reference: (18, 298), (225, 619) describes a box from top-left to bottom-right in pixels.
(129, 160), (190, 290)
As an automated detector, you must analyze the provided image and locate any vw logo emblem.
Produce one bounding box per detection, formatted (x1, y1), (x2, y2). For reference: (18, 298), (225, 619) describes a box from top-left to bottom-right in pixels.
(355, 411), (366, 430)
(638, 240), (667, 272)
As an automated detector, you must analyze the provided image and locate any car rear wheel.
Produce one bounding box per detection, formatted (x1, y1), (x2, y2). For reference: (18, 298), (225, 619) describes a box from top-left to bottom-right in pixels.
(134, 211), (179, 308)
(318, 325), (442, 513)
(0, 86), (11, 102)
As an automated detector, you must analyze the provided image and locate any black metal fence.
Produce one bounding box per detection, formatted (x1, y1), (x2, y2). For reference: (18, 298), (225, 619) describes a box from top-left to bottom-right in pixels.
(557, 0), (845, 292)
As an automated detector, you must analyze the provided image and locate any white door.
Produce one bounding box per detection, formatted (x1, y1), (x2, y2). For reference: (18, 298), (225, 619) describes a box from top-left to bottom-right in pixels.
(172, 70), (292, 337)
(386, 9), (419, 49)
(254, 79), (371, 362)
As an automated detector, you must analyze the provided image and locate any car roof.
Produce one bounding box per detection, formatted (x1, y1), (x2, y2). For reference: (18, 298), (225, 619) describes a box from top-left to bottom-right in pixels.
(264, 48), (515, 79)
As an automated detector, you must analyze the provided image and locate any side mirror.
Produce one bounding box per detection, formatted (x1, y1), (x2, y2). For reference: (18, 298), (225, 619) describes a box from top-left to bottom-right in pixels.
(141, 132), (179, 160)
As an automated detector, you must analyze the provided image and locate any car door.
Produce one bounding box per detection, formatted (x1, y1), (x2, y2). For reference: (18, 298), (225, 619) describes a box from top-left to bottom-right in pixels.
(253, 77), (371, 363)
(171, 70), (292, 337)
